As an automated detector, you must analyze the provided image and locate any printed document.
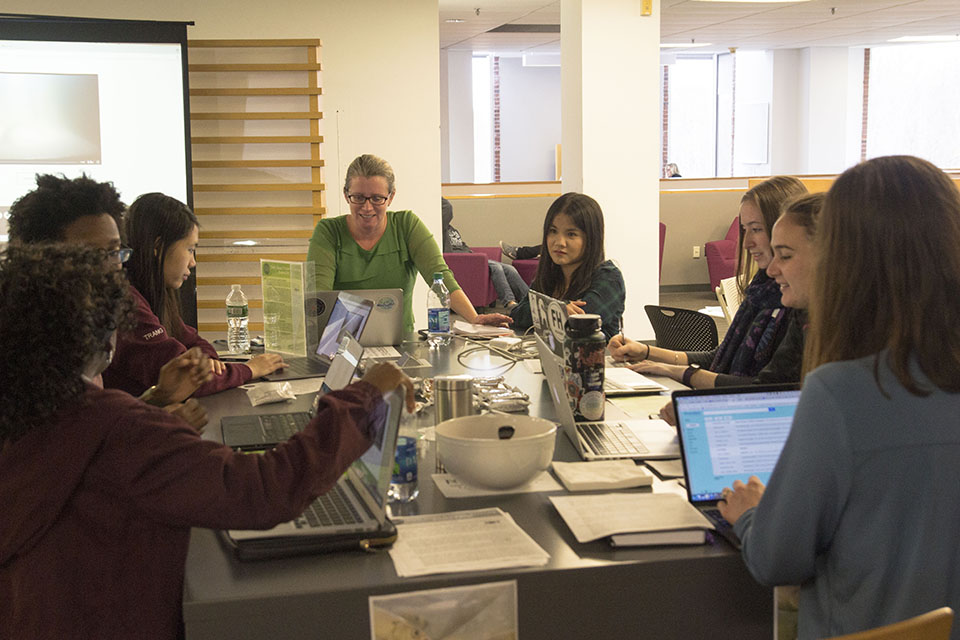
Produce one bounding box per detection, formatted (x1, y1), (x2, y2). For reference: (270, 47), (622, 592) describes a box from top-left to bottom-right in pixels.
(549, 492), (712, 544)
(388, 508), (549, 577)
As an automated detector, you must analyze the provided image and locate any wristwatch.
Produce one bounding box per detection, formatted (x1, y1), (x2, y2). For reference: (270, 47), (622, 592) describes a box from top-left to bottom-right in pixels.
(682, 364), (701, 387)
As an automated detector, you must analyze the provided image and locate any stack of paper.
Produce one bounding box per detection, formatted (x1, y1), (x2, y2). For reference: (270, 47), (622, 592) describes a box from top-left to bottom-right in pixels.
(551, 460), (654, 492)
(549, 492), (712, 547)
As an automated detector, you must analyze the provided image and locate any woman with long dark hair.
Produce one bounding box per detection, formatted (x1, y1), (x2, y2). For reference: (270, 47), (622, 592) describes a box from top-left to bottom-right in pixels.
(103, 193), (284, 396)
(509, 192), (624, 341)
(719, 156), (960, 638)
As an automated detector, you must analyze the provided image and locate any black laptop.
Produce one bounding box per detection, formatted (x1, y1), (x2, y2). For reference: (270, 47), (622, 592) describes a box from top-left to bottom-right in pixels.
(222, 333), (364, 450)
(672, 384), (801, 548)
(221, 388), (404, 560)
(264, 291), (374, 382)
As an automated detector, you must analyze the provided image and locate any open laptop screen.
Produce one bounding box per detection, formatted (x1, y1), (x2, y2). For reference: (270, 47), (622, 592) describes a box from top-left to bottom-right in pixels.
(316, 292), (373, 360)
(674, 386), (800, 503)
(351, 392), (401, 510)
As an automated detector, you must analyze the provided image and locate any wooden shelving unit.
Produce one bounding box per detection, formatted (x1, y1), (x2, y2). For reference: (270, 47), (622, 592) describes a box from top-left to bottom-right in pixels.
(188, 38), (324, 336)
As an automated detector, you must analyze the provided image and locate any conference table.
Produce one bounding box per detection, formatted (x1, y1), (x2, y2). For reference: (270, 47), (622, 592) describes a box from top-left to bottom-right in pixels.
(182, 335), (772, 639)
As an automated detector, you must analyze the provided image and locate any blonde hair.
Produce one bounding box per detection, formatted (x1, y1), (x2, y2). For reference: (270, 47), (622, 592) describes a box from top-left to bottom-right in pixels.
(343, 154), (395, 194)
(736, 176), (808, 296)
(804, 156), (960, 394)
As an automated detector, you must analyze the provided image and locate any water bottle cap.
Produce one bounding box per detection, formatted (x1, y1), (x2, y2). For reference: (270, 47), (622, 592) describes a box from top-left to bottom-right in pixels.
(231, 284), (241, 290)
(432, 272), (443, 280)
(565, 313), (601, 333)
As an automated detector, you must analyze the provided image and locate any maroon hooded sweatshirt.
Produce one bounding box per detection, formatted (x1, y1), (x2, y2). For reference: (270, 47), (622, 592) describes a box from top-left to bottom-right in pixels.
(0, 382), (379, 640)
(102, 285), (252, 397)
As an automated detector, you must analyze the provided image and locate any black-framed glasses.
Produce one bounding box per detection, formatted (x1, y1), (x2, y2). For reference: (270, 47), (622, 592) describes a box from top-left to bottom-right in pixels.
(107, 247), (133, 264)
(346, 193), (390, 206)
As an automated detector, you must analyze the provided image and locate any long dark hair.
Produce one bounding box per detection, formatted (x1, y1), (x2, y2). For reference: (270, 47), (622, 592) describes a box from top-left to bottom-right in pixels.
(125, 193), (198, 341)
(530, 192), (606, 300)
(805, 155), (960, 395)
(0, 244), (134, 444)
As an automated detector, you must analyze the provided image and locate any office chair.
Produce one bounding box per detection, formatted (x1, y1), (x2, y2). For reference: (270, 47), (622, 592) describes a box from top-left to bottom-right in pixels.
(824, 607), (953, 640)
(644, 305), (719, 352)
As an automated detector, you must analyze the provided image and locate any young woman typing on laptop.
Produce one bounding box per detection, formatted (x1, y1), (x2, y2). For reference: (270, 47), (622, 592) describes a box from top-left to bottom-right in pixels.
(609, 176), (807, 388)
(508, 192), (625, 341)
(718, 156), (960, 639)
(0, 243), (415, 639)
(102, 193), (286, 396)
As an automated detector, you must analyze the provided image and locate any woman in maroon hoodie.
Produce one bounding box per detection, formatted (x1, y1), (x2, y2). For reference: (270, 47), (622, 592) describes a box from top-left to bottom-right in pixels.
(0, 243), (414, 640)
(103, 193), (285, 396)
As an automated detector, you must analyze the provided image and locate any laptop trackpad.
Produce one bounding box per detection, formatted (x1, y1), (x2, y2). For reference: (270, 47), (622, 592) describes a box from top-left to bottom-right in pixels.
(221, 416), (264, 448)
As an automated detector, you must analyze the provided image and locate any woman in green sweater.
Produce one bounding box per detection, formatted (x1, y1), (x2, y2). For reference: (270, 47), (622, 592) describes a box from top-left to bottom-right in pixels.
(307, 154), (510, 333)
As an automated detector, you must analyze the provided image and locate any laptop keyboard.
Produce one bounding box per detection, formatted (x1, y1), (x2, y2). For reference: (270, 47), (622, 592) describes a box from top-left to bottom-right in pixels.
(703, 508), (733, 534)
(260, 412), (310, 442)
(295, 484), (364, 529)
(578, 422), (649, 456)
(279, 358), (326, 377)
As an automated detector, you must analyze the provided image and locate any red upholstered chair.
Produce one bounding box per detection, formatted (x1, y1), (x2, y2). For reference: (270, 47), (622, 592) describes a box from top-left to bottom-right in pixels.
(444, 246), (501, 308)
(511, 257), (539, 286)
(705, 217), (739, 290)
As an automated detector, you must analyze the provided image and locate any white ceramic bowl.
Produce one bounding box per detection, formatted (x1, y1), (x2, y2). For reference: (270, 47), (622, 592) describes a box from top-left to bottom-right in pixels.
(435, 414), (558, 490)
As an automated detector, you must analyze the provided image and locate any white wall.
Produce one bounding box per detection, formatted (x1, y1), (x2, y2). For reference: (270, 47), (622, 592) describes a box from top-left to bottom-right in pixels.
(444, 50), (475, 183)
(498, 56), (561, 181)
(4, 0), (441, 325)
(770, 49), (802, 175)
(801, 47), (852, 174)
(733, 50), (773, 176)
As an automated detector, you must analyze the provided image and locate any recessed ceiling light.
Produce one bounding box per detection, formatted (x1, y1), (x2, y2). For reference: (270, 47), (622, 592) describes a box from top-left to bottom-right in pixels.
(661, 42), (713, 49)
(445, 18), (465, 23)
(888, 35), (959, 43)
(232, 240), (258, 247)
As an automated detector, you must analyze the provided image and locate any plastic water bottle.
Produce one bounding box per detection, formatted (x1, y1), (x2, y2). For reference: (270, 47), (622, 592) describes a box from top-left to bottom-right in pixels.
(426, 272), (451, 347)
(226, 284), (250, 353)
(389, 436), (419, 503)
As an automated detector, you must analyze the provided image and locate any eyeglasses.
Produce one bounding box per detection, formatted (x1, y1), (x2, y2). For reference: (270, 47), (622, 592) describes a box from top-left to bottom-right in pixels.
(107, 247), (133, 264)
(346, 193), (390, 206)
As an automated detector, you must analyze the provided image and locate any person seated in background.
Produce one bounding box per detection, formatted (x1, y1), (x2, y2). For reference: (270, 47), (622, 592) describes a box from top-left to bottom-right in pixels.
(0, 243), (415, 639)
(101, 193), (285, 397)
(718, 155), (960, 639)
(6, 174), (213, 428)
(609, 176), (808, 388)
(442, 197), (528, 309)
(498, 240), (540, 261)
(306, 154), (510, 332)
(509, 192), (624, 341)
(663, 162), (682, 178)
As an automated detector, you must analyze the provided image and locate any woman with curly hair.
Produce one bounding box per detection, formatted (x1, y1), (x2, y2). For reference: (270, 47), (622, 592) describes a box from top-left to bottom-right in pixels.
(0, 243), (414, 639)
(102, 193), (285, 396)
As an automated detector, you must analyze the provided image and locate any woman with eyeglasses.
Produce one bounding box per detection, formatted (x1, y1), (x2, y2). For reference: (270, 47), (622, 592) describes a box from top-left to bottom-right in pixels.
(102, 193), (286, 397)
(307, 154), (511, 333)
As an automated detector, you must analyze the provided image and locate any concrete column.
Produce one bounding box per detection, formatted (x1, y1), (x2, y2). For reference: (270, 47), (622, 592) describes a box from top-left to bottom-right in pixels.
(444, 50), (476, 183)
(561, 0), (661, 338)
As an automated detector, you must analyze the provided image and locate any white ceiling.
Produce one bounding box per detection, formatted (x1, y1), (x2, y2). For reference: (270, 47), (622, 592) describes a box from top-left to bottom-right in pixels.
(439, 0), (960, 55)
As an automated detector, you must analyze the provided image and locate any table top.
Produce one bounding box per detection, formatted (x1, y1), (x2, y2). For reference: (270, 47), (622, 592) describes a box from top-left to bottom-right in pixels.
(183, 335), (771, 640)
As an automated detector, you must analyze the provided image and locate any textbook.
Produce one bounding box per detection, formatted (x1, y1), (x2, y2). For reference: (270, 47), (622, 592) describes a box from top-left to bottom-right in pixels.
(549, 492), (712, 546)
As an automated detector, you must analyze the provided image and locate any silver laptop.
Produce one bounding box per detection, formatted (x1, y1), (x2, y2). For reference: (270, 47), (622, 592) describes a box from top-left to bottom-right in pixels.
(265, 291), (374, 382)
(223, 388), (404, 560)
(528, 289), (667, 396)
(536, 334), (679, 460)
(344, 289), (404, 346)
(672, 384), (800, 548)
(222, 334), (364, 451)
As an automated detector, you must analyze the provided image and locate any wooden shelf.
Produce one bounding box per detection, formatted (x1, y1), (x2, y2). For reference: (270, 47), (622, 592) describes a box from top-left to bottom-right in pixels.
(197, 276), (262, 286)
(194, 206), (324, 215)
(193, 183), (324, 192)
(197, 253), (308, 263)
(200, 322), (265, 333)
(192, 159), (325, 168)
(192, 135), (323, 144)
(189, 39), (321, 48)
(190, 87), (322, 96)
(189, 63), (322, 72)
(199, 230), (312, 239)
(190, 112), (322, 121)
(198, 299), (263, 309)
